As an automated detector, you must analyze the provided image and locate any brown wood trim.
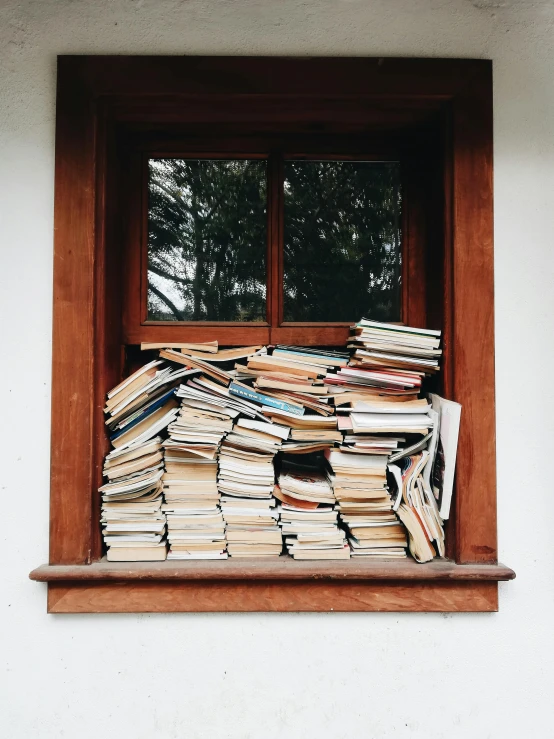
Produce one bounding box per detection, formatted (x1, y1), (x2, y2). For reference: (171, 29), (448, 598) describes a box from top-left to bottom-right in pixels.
(270, 326), (352, 346)
(91, 100), (115, 562)
(46, 580), (499, 613)
(438, 104), (456, 559)
(142, 321), (270, 327)
(124, 325), (272, 345)
(266, 152), (279, 327)
(127, 140), (411, 342)
(46, 584), (71, 613)
(280, 322), (354, 327)
(126, 134), (411, 158)
(140, 153), (149, 324)
(30, 558), (515, 583)
(50, 58), (96, 564)
(74, 56), (489, 98)
(450, 69), (496, 564)
(121, 146), (142, 340)
(403, 154), (429, 327)
(275, 152), (285, 329)
(46, 57), (503, 613)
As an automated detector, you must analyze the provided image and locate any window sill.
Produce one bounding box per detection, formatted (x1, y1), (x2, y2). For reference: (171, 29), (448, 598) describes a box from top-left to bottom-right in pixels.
(30, 558), (514, 614)
(30, 556), (514, 583)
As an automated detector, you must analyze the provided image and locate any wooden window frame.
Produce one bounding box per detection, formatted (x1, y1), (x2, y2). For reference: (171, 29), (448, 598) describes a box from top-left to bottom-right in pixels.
(30, 56), (515, 613)
(122, 128), (428, 347)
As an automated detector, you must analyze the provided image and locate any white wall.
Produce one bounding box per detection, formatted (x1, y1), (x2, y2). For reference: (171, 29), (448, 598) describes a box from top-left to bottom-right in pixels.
(2, 1), (553, 736)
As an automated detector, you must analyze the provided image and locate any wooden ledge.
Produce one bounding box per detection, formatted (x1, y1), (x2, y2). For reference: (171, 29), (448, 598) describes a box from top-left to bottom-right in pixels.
(30, 557), (515, 583)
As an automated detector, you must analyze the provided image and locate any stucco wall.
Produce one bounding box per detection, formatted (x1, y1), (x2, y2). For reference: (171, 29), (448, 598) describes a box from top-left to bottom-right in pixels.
(2, 1), (553, 736)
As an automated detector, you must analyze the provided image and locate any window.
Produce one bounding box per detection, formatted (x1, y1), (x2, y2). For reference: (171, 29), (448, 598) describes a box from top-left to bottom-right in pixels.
(283, 160), (402, 323)
(122, 137), (427, 347)
(147, 158), (268, 323)
(144, 156), (403, 326)
(31, 56), (514, 614)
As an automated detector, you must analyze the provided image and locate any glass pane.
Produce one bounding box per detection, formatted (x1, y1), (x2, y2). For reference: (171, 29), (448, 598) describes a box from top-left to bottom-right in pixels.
(283, 160), (402, 322)
(147, 159), (267, 321)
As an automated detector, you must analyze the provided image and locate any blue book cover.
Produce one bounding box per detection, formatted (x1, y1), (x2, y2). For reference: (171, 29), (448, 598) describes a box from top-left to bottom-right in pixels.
(110, 388), (177, 441)
(229, 382), (305, 416)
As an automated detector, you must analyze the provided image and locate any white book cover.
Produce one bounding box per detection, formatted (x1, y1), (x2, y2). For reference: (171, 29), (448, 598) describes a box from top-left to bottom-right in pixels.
(429, 394), (462, 520)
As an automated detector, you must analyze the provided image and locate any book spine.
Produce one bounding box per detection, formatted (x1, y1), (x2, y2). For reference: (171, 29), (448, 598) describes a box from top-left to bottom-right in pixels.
(229, 383), (305, 416)
(274, 349), (347, 362)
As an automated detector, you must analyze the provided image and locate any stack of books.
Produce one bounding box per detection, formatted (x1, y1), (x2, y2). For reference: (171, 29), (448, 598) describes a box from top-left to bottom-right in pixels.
(218, 420), (283, 557)
(97, 324), (460, 565)
(324, 448), (407, 558)
(161, 446), (227, 560)
(99, 359), (192, 561)
(388, 394), (461, 562)
(323, 319), (441, 405)
(342, 398), (434, 436)
(221, 496), (281, 558)
(276, 459), (349, 559)
(158, 345), (265, 387)
(163, 502), (227, 560)
(338, 433), (406, 455)
(161, 382), (233, 560)
(328, 318), (454, 562)
(389, 451), (444, 563)
(100, 438), (167, 561)
(348, 319), (442, 375)
(276, 413), (342, 456)
(242, 346), (347, 407)
(326, 366), (422, 398)
(104, 360), (196, 449)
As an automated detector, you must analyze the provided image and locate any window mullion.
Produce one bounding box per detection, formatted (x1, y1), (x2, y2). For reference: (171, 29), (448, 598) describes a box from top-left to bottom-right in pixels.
(267, 151), (284, 338)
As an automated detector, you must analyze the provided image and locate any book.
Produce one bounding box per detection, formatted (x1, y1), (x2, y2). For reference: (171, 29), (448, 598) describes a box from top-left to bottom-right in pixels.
(160, 348), (232, 385)
(110, 398), (179, 450)
(236, 417), (291, 440)
(273, 346), (349, 367)
(397, 504), (435, 563)
(350, 412), (432, 434)
(106, 359), (163, 400)
(229, 382), (305, 416)
(354, 318), (441, 338)
(429, 394), (461, 519)
(255, 377), (329, 395)
(180, 345), (265, 362)
(107, 544), (167, 562)
(248, 354), (324, 377)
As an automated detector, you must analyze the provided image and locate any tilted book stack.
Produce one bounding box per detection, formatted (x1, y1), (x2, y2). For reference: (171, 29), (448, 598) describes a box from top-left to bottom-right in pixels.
(100, 360), (190, 561)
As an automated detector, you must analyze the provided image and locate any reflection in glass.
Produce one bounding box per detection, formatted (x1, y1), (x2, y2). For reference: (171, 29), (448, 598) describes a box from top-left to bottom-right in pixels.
(147, 159), (267, 322)
(283, 161), (402, 322)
